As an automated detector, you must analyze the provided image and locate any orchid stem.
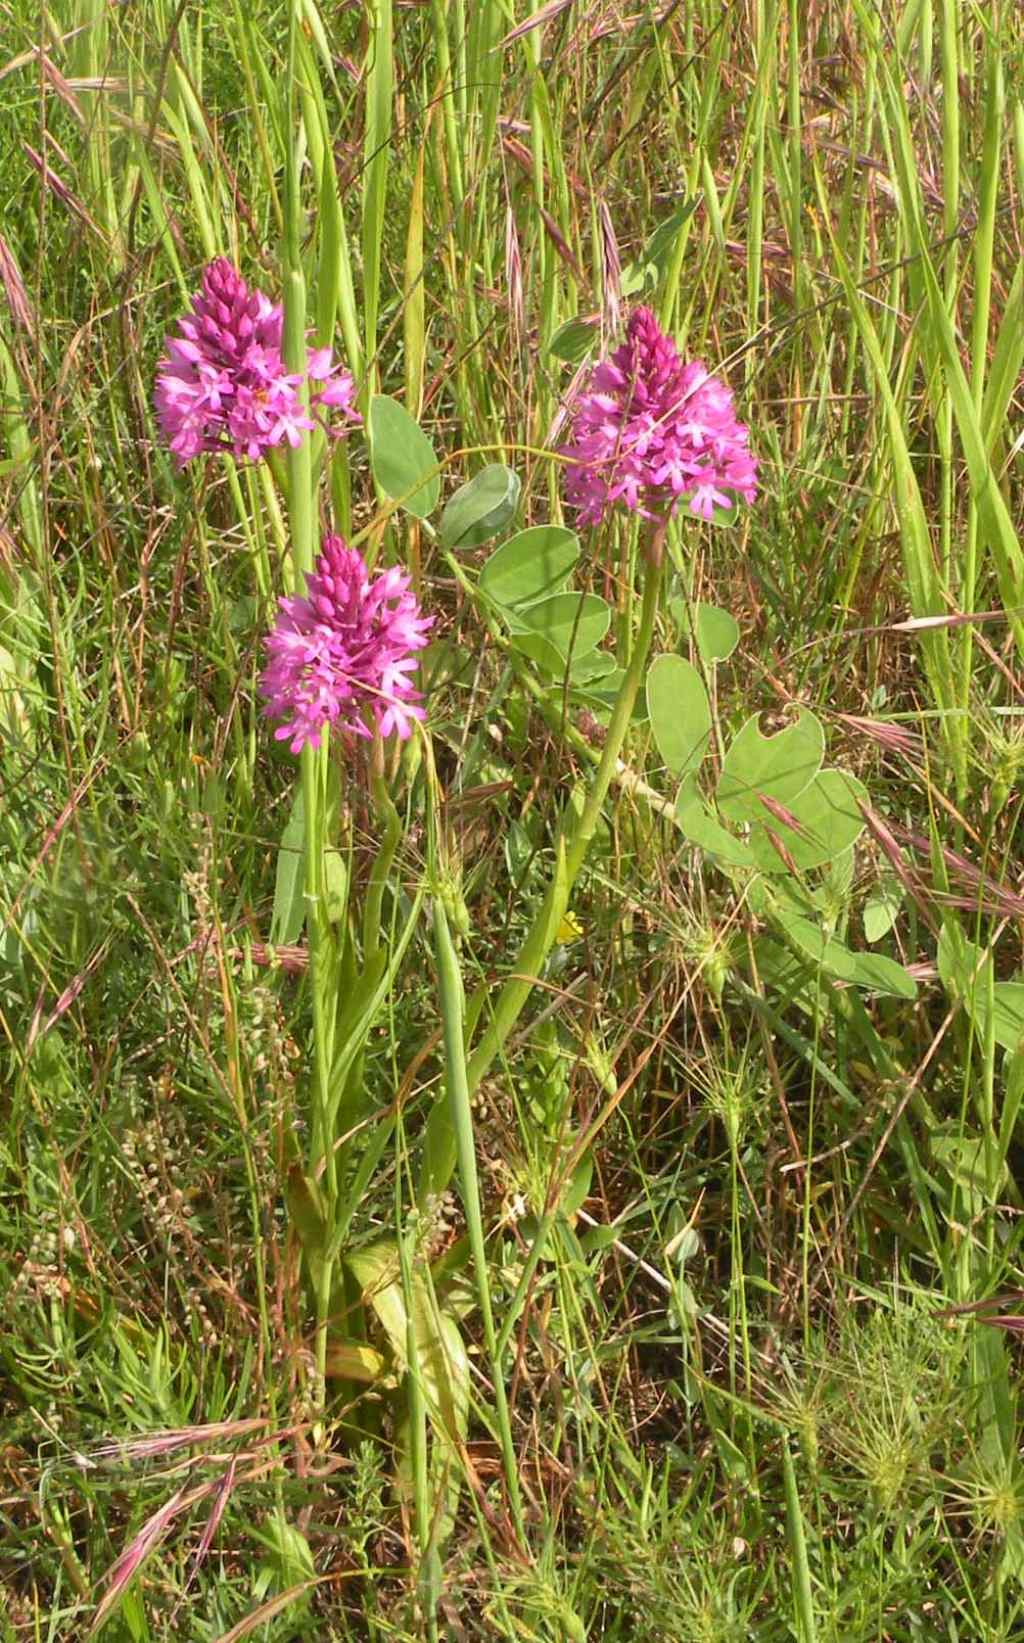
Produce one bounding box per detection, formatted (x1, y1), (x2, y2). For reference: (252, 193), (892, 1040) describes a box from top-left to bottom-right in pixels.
(465, 526), (665, 1100)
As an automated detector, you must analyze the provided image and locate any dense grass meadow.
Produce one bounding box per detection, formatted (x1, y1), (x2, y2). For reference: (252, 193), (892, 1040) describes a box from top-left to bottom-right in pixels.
(6, 0), (1024, 1636)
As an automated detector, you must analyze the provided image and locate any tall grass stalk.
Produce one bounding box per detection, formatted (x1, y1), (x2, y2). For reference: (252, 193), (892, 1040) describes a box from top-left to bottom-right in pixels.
(432, 893), (524, 1540)
(362, 0), (393, 396)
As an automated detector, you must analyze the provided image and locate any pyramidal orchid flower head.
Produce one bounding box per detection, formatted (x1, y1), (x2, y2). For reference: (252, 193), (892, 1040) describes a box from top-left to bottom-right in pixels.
(260, 536), (433, 755)
(154, 259), (359, 467)
(560, 305), (757, 527)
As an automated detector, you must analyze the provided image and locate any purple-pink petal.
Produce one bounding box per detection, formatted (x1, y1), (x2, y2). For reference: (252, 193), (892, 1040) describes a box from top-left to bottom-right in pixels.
(260, 536), (434, 755)
(558, 305), (757, 527)
(154, 259), (360, 467)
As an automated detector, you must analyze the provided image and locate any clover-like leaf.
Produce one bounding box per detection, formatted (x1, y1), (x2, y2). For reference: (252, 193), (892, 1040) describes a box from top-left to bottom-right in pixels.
(440, 464), (521, 549)
(716, 709), (825, 824)
(369, 395), (440, 519)
(647, 655), (712, 780)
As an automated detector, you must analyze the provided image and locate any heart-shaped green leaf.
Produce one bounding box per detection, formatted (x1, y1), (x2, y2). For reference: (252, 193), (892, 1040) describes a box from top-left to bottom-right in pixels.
(368, 395), (440, 519)
(748, 768), (868, 873)
(717, 710), (825, 824)
(479, 526), (579, 611)
(440, 464), (521, 549)
(647, 654), (712, 779)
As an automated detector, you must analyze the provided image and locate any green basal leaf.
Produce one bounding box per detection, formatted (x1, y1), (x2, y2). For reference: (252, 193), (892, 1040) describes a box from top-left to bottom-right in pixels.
(562, 1151), (593, 1219)
(347, 1242), (468, 1442)
(990, 983), (1024, 1053)
(323, 848), (348, 923)
(932, 1130), (1005, 1213)
(285, 1166), (326, 1256)
(270, 787), (306, 944)
(368, 395), (440, 519)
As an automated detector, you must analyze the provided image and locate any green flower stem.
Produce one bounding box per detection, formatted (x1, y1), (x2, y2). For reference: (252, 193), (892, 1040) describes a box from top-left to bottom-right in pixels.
(397, 1188), (438, 1642)
(283, 3), (332, 1400)
(433, 896), (524, 1540)
(465, 542), (664, 1100)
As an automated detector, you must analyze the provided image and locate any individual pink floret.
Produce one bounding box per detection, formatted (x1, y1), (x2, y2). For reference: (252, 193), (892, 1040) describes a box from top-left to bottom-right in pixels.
(154, 259), (359, 467)
(560, 306), (757, 527)
(260, 536), (434, 755)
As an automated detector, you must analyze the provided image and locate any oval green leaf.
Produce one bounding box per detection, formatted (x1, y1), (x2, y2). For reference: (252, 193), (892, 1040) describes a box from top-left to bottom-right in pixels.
(988, 983), (1024, 1053)
(479, 526), (579, 611)
(772, 908), (861, 982)
(851, 951), (918, 999)
(863, 880), (903, 944)
(512, 592), (610, 661)
(270, 789), (306, 944)
(565, 650), (616, 685)
(547, 315), (599, 364)
(716, 709), (825, 824)
(693, 601), (740, 664)
(368, 395), (440, 519)
(647, 654), (712, 779)
(440, 463), (521, 549)
(675, 778), (756, 868)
